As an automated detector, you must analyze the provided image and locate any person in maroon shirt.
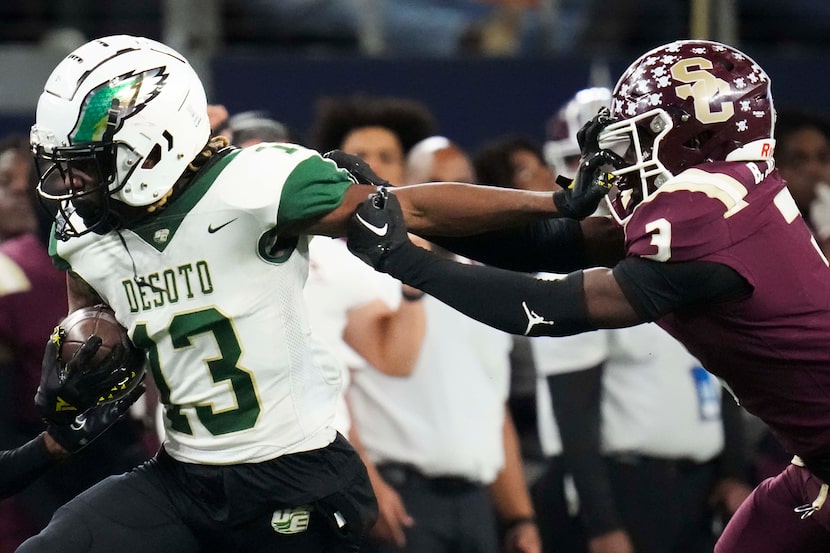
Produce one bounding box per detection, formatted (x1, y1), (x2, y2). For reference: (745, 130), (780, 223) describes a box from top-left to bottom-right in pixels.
(347, 40), (830, 552)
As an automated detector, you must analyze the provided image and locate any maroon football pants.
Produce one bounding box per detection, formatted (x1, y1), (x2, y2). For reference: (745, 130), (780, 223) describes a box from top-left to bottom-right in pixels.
(716, 463), (830, 552)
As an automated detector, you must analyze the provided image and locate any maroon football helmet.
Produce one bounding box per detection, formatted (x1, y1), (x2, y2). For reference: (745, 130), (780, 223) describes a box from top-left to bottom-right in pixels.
(600, 40), (776, 223)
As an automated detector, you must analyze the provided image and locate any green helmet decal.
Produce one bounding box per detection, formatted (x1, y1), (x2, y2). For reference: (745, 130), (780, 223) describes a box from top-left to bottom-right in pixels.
(72, 67), (168, 143)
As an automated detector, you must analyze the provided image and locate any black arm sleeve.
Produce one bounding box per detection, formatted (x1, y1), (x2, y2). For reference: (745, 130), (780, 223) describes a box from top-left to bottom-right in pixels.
(0, 433), (56, 499)
(384, 243), (595, 337)
(546, 367), (623, 537)
(612, 257), (752, 320)
(423, 217), (591, 273)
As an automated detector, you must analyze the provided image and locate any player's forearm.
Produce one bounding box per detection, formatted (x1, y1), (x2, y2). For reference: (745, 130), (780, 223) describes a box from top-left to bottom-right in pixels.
(0, 433), (59, 499)
(67, 271), (104, 312)
(392, 183), (559, 237)
(344, 297), (426, 377)
(375, 297), (426, 377)
(426, 218), (590, 274)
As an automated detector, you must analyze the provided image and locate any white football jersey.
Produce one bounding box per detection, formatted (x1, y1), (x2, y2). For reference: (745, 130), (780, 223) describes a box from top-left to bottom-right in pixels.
(51, 143), (356, 464)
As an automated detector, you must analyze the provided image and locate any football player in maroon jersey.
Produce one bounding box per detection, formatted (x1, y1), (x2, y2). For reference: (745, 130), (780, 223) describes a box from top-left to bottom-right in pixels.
(348, 40), (830, 552)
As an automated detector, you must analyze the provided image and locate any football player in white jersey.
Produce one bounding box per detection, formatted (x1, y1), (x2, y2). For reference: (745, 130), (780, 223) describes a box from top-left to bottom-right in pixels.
(20, 35), (617, 553)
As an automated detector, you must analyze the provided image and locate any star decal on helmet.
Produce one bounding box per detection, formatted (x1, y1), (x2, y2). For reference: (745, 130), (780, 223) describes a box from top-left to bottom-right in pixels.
(72, 67), (168, 143)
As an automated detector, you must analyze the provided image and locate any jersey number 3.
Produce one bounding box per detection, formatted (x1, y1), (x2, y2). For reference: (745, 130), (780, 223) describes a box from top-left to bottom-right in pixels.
(644, 174), (829, 265)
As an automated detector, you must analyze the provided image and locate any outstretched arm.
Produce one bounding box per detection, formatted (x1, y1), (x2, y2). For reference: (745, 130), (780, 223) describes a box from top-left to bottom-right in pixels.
(309, 181), (561, 238)
(67, 271), (104, 312)
(308, 144), (616, 239)
(345, 190), (639, 335)
(373, 247), (642, 337)
(346, 190), (751, 336)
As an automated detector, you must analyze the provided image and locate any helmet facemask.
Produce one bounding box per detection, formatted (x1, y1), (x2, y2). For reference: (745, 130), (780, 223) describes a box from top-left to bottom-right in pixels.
(600, 109), (675, 224)
(32, 137), (134, 238)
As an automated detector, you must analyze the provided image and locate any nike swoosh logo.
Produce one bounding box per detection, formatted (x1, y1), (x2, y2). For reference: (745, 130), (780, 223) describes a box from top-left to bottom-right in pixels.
(208, 218), (238, 233)
(355, 213), (388, 236)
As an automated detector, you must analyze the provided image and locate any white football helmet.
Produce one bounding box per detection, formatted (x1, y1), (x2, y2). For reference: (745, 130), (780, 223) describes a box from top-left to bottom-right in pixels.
(31, 35), (210, 238)
(544, 87), (613, 176)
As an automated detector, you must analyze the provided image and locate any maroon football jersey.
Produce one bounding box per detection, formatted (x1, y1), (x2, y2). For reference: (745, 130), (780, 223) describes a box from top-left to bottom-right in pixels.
(625, 161), (830, 459)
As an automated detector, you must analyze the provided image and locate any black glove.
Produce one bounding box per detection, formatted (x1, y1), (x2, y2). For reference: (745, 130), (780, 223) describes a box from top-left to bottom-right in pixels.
(323, 150), (391, 187)
(552, 149), (625, 219)
(347, 187), (411, 271)
(577, 106), (613, 156)
(46, 383), (146, 454)
(35, 328), (146, 425)
(553, 107), (626, 219)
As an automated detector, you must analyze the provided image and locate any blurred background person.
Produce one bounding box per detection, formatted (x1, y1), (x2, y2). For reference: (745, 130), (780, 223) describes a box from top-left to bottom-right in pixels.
(308, 95), (537, 551)
(531, 323), (752, 553)
(475, 134), (558, 192)
(225, 110), (298, 147)
(774, 107), (830, 258)
(346, 134), (540, 553)
(307, 94), (435, 549)
(311, 94), (438, 178)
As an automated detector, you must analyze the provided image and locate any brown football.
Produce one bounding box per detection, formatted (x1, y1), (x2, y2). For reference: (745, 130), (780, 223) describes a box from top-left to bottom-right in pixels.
(59, 304), (131, 369)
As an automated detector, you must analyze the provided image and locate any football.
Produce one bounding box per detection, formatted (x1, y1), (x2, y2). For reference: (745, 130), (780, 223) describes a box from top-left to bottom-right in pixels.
(59, 304), (132, 370)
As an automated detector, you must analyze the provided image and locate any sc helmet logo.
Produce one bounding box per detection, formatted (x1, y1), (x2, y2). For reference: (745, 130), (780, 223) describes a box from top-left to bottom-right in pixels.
(271, 505), (313, 534)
